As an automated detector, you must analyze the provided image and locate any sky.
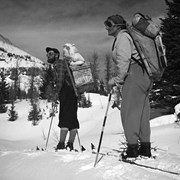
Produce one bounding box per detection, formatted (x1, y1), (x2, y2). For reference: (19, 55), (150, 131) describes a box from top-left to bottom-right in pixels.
(0, 0), (168, 62)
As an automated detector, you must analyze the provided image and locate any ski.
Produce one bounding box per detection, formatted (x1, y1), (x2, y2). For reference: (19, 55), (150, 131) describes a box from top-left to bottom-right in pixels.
(121, 158), (180, 175)
(55, 148), (79, 153)
(91, 143), (180, 176)
(35, 144), (86, 153)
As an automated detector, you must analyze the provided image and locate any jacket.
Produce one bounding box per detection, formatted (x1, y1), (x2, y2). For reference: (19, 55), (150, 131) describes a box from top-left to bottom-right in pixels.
(53, 59), (73, 94)
(111, 29), (139, 85)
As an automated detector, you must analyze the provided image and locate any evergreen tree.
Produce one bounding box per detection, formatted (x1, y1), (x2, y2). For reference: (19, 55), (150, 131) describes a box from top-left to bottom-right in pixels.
(104, 53), (113, 92)
(13, 60), (20, 100)
(78, 93), (92, 108)
(151, 0), (180, 112)
(28, 102), (42, 126)
(0, 72), (8, 113)
(27, 64), (42, 125)
(161, 0), (180, 85)
(28, 66), (37, 102)
(90, 52), (99, 92)
(8, 102), (18, 121)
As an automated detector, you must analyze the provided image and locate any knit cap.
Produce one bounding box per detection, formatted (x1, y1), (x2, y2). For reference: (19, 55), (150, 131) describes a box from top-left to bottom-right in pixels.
(107, 14), (126, 25)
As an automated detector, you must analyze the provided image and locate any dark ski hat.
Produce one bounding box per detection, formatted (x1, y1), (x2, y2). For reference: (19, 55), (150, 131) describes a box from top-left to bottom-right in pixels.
(107, 14), (126, 25)
(46, 47), (60, 54)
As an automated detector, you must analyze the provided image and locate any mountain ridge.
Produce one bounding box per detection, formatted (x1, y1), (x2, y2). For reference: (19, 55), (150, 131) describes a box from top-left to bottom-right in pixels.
(0, 33), (45, 69)
(0, 33), (13, 45)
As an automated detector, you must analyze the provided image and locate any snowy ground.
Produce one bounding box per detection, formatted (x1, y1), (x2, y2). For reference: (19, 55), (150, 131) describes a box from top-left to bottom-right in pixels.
(0, 93), (180, 180)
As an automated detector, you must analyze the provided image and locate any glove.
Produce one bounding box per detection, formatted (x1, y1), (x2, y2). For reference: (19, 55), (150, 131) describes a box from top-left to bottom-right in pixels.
(116, 84), (123, 98)
(108, 79), (123, 92)
(108, 79), (115, 89)
(52, 93), (58, 103)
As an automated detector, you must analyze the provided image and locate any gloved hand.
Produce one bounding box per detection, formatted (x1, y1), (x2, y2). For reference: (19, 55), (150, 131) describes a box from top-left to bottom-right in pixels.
(108, 79), (115, 90)
(116, 84), (123, 97)
(50, 94), (59, 117)
(111, 85), (123, 110)
(108, 79), (123, 93)
(52, 93), (58, 103)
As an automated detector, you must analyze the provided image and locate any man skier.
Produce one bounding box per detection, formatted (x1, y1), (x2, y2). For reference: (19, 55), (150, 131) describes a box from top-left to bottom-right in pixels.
(46, 47), (80, 151)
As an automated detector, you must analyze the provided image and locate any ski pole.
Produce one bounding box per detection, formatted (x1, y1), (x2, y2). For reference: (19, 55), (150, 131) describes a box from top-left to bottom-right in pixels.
(45, 103), (56, 150)
(94, 90), (112, 167)
(76, 130), (86, 152)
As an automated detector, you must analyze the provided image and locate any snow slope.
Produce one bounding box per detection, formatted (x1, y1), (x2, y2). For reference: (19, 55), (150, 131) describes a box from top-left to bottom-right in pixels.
(0, 93), (180, 180)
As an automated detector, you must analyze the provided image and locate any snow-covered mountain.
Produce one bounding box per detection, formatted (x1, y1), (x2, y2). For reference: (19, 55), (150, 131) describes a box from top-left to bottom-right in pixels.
(0, 33), (45, 69)
(0, 33), (46, 92)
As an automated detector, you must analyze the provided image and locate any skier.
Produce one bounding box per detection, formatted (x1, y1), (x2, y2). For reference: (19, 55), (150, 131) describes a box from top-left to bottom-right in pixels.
(104, 14), (153, 159)
(46, 47), (80, 151)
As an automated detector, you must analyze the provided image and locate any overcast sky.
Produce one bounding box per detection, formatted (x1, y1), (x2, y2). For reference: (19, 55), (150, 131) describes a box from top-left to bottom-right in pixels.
(0, 0), (167, 62)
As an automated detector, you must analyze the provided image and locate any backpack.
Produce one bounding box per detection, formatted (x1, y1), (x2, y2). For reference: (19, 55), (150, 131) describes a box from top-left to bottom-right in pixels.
(126, 13), (167, 81)
(70, 62), (94, 94)
(63, 43), (94, 94)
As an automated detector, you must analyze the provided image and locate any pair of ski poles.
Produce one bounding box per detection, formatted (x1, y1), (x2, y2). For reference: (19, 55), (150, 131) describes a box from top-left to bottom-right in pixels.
(45, 58), (84, 151)
(45, 101), (84, 151)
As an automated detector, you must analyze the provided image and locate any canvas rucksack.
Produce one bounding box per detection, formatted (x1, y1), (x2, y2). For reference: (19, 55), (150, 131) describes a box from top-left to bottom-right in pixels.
(126, 13), (167, 81)
(63, 43), (94, 94)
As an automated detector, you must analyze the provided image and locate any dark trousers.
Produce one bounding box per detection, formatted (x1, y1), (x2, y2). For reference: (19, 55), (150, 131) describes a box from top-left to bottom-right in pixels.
(58, 82), (79, 130)
(121, 63), (152, 144)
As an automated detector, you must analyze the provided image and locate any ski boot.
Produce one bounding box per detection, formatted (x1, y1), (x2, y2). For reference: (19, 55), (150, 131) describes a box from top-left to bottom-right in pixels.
(66, 142), (74, 151)
(139, 142), (152, 158)
(121, 144), (139, 160)
(55, 142), (65, 151)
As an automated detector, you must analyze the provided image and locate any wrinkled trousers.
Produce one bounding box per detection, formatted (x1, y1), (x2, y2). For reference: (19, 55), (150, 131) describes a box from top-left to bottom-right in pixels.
(121, 63), (152, 144)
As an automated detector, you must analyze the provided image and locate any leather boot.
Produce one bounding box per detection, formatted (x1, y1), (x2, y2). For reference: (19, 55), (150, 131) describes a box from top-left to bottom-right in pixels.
(139, 142), (151, 158)
(55, 142), (65, 150)
(122, 144), (139, 159)
(66, 142), (74, 151)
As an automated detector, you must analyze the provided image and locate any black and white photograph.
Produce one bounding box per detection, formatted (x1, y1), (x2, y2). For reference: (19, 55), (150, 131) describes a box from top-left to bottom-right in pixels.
(0, 0), (180, 179)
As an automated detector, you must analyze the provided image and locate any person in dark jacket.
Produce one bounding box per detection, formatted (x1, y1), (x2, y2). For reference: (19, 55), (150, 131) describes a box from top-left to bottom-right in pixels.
(104, 15), (153, 159)
(46, 47), (79, 151)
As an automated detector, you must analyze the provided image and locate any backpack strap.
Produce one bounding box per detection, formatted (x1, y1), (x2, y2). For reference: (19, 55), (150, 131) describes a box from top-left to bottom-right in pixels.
(122, 30), (145, 73)
(126, 23), (153, 77)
